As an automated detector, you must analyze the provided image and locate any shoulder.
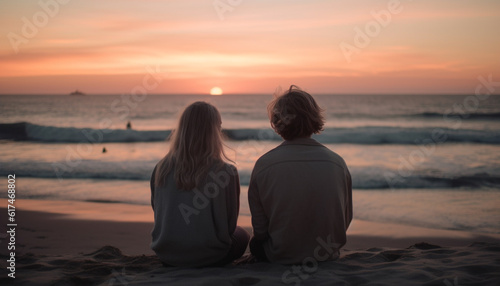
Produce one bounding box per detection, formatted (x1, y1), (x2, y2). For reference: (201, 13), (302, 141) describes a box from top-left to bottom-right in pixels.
(322, 147), (347, 165)
(252, 142), (296, 176)
(253, 144), (282, 168)
(312, 142), (349, 170)
(253, 140), (348, 172)
(224, 162), (238, 176)
(212, 162), (238, 178)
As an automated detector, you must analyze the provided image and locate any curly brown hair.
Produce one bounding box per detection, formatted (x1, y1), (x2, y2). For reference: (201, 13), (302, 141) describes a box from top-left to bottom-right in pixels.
(268, 85), (324, 140)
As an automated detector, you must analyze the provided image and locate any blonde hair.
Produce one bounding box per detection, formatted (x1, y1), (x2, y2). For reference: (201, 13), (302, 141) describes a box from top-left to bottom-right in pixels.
(155, 101), (231, 190)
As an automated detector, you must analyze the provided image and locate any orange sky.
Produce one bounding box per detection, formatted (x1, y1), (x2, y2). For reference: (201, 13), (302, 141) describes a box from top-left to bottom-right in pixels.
(1, 0), (499, 94)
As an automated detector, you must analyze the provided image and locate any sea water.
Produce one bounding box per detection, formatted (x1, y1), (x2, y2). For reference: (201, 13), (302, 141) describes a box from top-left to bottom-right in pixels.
(1, 94), (499, 233)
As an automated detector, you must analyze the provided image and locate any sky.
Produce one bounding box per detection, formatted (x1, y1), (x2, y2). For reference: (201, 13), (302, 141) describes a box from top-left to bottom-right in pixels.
(0, 0), (499, 95)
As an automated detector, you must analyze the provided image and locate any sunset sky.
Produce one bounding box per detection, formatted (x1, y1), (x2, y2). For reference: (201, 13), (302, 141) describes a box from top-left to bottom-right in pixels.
(1, 0), (499, 94)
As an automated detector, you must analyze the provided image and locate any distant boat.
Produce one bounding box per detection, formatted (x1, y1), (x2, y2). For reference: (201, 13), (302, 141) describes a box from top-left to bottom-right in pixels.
(70, 90), (85, 96)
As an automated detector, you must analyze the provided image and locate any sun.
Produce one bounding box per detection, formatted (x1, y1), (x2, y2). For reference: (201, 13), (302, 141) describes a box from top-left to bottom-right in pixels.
(210, 87), (223, 96)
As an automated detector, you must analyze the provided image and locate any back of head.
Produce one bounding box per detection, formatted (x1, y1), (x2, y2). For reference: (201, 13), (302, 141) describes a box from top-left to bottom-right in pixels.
(156, 101), (227, 190)
(268, 85), (324, 140)
(173, 101), (222, 157)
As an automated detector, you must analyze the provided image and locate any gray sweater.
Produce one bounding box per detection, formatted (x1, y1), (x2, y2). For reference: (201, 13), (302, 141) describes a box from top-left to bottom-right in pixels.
(248, 137), (352, 264)
(150, 162), (240, 267)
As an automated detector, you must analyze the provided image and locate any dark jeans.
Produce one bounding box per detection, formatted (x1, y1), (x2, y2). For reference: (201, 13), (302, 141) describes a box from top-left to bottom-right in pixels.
(249, 236), (269, 262)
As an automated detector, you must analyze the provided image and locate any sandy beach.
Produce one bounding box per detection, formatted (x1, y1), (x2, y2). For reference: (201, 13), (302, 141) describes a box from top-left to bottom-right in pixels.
(1, 199), (499, 285)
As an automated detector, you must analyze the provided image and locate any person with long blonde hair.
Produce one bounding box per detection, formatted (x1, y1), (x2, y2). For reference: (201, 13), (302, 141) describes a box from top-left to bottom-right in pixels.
(150, 101), (249, 267)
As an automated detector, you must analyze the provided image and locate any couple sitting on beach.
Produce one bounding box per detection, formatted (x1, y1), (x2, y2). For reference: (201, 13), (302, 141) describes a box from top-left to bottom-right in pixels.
(150, 86), (353, 267)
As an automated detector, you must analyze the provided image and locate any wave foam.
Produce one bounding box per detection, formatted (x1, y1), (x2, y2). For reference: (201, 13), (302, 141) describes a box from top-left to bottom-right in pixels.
(2, 160), (499, 189)
(1, 122), (499, 144)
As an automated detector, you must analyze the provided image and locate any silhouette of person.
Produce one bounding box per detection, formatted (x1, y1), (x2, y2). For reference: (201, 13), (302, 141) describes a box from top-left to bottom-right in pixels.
(248, 85), (353, 264)
(150, 102), (249, 267)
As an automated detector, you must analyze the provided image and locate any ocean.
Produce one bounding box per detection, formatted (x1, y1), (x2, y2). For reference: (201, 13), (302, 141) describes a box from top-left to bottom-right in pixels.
(1, 93), (499, 234)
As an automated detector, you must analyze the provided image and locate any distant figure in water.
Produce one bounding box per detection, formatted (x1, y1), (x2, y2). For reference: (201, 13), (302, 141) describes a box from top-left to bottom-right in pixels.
(102, 147), (107, 153)
(126, 121), (132, 129)
(150, 101), (249, 267)
(248, 85), (353, 264)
